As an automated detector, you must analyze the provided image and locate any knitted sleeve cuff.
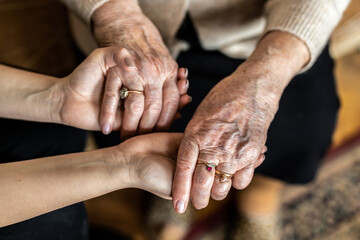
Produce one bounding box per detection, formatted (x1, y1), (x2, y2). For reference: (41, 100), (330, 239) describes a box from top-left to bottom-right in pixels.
(59, 0), (110, 24)
(264, 0), (350, 72)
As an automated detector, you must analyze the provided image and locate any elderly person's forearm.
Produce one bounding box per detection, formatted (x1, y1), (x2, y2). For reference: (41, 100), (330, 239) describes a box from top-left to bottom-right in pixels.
(91, 0), (142, 31)
(249, 31), (309, 79)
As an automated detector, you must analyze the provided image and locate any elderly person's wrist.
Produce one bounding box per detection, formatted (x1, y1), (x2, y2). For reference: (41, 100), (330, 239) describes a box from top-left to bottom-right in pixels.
(91, 0), (142, 31)
(232, 31), (310, 104)
(248, 31), (309, 81)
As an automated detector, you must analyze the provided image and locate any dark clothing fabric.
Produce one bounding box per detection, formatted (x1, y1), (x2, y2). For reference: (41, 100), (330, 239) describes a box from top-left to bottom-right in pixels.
(0, 119), (88, 239)
(91, 16), (339, 184)
(171, 15), (339, 183)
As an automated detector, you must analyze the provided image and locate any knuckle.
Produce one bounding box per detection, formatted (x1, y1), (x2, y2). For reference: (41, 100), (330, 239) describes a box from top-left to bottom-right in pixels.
(176, 161), (194, 172)
(104, 90), (118, 100)
(164, 98), (179, 109)
(194, 174), (212, 186)
(128, 101), (144, 115)
(182, 136), (198, 153)
(145, 102), (162, 114)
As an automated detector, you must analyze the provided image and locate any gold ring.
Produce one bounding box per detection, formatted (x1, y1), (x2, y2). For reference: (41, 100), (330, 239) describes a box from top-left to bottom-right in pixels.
(197, 160), (216, 172)
(119, 87), (144, 99)
(215, 170), (233, 183)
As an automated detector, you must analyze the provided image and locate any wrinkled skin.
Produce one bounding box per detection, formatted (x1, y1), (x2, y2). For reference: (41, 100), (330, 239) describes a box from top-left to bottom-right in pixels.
(58, 48), (189, 132)
(173, 62), (277, 209)
(92, 0), (182, 140)
(172, 32), (310, 212)
(89, 0), (309, 213)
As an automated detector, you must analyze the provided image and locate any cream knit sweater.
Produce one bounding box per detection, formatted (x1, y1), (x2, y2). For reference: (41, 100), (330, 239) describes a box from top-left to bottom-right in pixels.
(61, 0), (350, 70)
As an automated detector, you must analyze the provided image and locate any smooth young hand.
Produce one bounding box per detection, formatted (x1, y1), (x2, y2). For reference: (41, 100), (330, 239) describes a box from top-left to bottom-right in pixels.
(115, 132), (184, 199)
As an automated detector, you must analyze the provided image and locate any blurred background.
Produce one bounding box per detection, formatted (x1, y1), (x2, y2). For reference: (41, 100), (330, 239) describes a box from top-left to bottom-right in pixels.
(0, 0), (359, 239)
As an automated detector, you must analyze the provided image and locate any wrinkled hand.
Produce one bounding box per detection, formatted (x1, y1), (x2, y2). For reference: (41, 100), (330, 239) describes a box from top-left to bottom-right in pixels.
(172, 61), (284, 212)
(59, 47), (189, 131)
(117, 132), (184, 199)
(170, 30), (309, 213)
(92, 0), (182, 139)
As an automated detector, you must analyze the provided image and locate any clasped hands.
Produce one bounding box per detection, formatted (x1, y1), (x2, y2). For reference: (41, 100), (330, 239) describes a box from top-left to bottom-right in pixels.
(57, 45), (274, 212)
(57, 0), (307, 214)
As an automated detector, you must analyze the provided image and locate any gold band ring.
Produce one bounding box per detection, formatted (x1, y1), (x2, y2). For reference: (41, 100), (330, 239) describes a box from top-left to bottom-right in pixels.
(215, 170), (233, 183)
(119, 87), (144, 99)
(197, 160), (216, 172)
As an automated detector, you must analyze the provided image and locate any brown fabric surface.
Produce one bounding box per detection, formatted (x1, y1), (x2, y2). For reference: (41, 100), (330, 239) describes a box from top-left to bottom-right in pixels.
(0, 0), (81, 76)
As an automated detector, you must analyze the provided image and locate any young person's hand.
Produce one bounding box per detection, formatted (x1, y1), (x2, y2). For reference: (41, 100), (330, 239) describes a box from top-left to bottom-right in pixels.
(113, 132), (183, 199)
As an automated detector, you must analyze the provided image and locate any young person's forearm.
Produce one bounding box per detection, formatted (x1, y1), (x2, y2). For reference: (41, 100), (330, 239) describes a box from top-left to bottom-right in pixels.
(0, 64), (63, 123)
(0, 147), (125, 227)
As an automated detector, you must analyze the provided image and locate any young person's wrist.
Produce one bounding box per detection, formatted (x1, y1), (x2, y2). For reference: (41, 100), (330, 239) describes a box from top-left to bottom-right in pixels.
(47, 77), (66, 125)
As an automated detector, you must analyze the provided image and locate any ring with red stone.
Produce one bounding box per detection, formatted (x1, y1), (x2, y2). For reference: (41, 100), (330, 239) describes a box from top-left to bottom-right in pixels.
(197, 160), (216, 172)
(215, 170), (233, 183)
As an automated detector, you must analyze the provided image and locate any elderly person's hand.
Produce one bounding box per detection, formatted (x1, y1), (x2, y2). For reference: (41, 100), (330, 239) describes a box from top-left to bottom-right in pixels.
(91, 0), (181, 140)
(172, 31), (310, 212)
(59, 47), (190, 132)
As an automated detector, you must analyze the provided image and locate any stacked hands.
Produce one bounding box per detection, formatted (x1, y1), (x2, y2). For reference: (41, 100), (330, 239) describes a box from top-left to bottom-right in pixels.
(89, 0), (272, 213)
(57, 0), (307, 214)
(59, 46), (271, 210)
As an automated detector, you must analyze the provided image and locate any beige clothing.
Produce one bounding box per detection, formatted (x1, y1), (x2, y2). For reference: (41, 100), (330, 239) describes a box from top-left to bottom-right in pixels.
(60, 0), (350, 70)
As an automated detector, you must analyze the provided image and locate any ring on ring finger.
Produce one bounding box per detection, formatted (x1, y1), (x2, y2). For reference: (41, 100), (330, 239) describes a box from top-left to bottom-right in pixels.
(215, 170), (233, 183)
(119, 87), (144, 99)
(197, 160), (217, 172)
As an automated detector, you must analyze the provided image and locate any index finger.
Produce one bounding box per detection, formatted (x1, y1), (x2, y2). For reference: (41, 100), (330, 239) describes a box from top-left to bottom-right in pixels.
(172, 135), (199, 213)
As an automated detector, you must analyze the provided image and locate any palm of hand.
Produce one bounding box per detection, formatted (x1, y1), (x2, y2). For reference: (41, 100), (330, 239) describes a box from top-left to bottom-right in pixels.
(118, 133), (183, 199)
(61, 54), (111, 131)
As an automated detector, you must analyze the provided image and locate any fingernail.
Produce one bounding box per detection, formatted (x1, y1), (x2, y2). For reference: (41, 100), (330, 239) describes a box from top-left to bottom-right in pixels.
(186, 79), (189, 87)
(184, 68), (188, 78)
(176, 200), (185, 213)
(102, 123), (111, 135)
(188, 96), (192, 103)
